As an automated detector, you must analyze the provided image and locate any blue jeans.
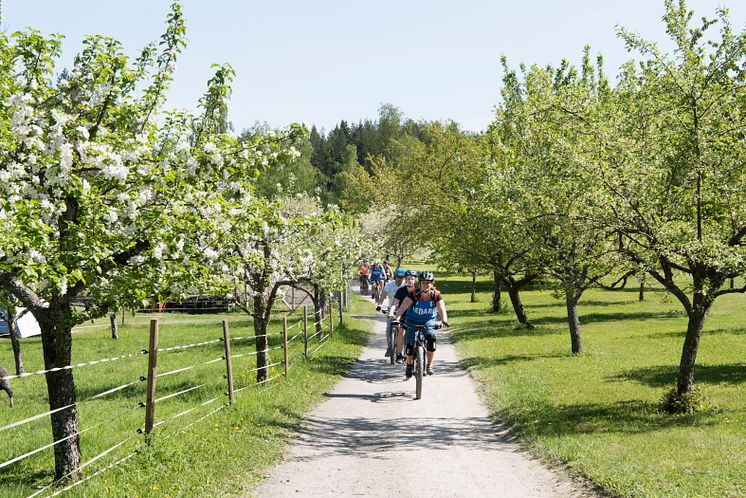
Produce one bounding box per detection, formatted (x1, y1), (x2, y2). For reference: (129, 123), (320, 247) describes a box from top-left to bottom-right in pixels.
(405, 320), (437, 347)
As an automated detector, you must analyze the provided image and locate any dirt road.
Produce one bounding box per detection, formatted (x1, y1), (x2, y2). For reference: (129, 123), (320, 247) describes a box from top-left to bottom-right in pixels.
(253, 293), (587, 497)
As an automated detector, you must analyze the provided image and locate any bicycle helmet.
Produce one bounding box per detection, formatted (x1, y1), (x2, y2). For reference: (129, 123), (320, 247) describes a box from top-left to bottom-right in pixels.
(394, 268), (406, 277)
(404, 269), (418, 277)
(419, 271), (435, 282)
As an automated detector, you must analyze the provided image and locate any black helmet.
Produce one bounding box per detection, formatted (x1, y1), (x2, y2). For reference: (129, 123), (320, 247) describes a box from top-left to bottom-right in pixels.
(419, 271), (435, 282)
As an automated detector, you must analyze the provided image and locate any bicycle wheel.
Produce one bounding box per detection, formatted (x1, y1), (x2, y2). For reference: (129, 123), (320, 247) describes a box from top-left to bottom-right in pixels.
(414, 343), (424, 400)
(388, 324), (396, 365)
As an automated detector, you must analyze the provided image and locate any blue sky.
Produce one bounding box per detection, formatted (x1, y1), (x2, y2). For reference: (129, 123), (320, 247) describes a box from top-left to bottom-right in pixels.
(4, 1), (744, 133)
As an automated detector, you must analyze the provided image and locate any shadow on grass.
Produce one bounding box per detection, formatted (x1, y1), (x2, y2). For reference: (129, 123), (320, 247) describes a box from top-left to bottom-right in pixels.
(645, 327), (746, 340)
(460, 353), (568, 370)
(510, 399), (717, 439)
(610, 363), (746, 387)
(450, 321), (559, 343)
(531, 310), (683, 327)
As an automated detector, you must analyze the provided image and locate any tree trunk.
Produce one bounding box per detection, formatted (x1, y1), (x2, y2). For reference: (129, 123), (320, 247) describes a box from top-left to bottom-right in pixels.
(676, 301), (712, 396)
(491, 269), (502, 312)
(252, 293), (269, 382)
(9, 313), (24, 375)
(38, 306), (81, 481)
(313, 284), (323, 337)
(109, 313), (118, 339)
(638, 279), (645, 302)
(470, 271), (477, 303)
(565, 291), (582, 354)
(508, 282), (533, 328)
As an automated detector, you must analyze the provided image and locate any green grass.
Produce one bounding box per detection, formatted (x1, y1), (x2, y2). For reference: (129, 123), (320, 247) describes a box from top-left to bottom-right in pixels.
(0, 297), (370, 497)
(440, 272), (746, 498)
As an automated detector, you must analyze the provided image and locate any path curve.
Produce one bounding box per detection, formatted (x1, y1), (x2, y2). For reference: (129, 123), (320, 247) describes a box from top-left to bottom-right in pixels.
(253, 290), (589, 497)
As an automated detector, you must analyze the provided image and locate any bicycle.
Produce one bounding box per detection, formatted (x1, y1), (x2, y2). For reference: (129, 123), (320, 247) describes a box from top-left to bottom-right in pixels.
(371, 279), (382, 302)
(359, 275), (370, 295)
(381, 309), (398, 365)
(398, 322), (442, 400)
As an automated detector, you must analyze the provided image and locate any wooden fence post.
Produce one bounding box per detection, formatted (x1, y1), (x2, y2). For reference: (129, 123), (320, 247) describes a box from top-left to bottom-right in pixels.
(222, 320), (234, 405)
(144, 319), (159, 444)
(303, 305), (308, 359)
(328, 299), (334, 336)
(283, 317), (289, 376)
(338, 291), (343, 325)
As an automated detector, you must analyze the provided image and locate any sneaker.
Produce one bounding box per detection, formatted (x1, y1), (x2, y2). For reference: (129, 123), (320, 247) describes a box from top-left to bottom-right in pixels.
(395, 354), (404, 364)
(426, 364), (434, 376)
(405, 364), (413, 379)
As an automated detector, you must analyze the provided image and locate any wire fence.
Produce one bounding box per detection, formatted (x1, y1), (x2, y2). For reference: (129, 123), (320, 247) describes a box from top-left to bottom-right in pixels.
(0, 289), (352, 497)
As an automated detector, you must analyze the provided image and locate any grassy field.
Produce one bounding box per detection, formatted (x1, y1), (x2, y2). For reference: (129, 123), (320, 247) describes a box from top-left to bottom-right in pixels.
(0, 296), (371, 497)
(436, 271), (746, 498)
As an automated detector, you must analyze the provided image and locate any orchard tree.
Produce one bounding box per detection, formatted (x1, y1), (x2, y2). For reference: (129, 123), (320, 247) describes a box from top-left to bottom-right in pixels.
(0, 3), (269, 480)
(595, 0), (746, 409)
(498, 50), (620, 353)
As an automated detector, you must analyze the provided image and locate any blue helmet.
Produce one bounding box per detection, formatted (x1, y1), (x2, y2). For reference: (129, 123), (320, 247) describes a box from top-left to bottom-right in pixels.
(404, 269), (418, 277)
(394, 268), (406, 277)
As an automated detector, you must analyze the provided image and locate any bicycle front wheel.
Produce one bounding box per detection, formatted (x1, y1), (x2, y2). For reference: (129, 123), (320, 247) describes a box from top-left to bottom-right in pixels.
(389, 325), (396, 365)
(414, 344), (424, 400)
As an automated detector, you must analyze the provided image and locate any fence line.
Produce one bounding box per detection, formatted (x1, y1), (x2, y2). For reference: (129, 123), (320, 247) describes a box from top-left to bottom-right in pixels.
(153, 396), (221, 429)
(1, 351), (148, 382)
(35, 447), (140, 498)
(232, 361), (285, 394)
(7, 284), (350, 495)
(153, 384), (204, 404)
(0, 402), (141, 470)
(308, 334), (332, 356)
(0, 376), (145, 433)
(156, 356), (224, 379)
(28, 434), (138, 498)
(157, 338), (223, 353)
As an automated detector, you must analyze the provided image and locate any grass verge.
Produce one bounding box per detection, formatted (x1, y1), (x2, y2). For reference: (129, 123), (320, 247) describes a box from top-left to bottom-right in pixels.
(441, 272), (746, 498)
(0, 295), (371, 497)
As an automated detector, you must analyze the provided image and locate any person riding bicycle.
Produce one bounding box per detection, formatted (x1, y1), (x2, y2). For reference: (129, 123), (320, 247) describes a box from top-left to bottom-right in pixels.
(377, 268), (406, 359)
(394, 271), (449, 378)
(388, 269), (419, 364)
(382, 260), (394, 283)
(357, 260), (371, 295)
(369, 259), (386, 298)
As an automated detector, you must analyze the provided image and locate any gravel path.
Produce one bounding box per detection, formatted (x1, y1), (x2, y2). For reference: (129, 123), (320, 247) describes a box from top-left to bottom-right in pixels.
(253, 292), (588, 498)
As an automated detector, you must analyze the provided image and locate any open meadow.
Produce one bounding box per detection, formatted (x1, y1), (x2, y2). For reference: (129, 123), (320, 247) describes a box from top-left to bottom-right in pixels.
(440, 272), (746, 497)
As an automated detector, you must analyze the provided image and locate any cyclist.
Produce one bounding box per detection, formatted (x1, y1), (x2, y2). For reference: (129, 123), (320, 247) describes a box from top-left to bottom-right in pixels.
(369, 259), (386, 299)
(394, 271), (449, 378)
(382, 260), (394, 283)
(377, 268), (406, 359)
(357, 260), (371, 295)
(388, 269), (419, 364)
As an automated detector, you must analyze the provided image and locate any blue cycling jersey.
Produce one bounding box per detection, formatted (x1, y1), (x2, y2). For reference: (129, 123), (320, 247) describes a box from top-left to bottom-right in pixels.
(370, 265), (385, 281)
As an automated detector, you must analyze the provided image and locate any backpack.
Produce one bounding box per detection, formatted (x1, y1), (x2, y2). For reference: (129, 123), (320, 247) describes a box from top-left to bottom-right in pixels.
(408, 287), (441, 303)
